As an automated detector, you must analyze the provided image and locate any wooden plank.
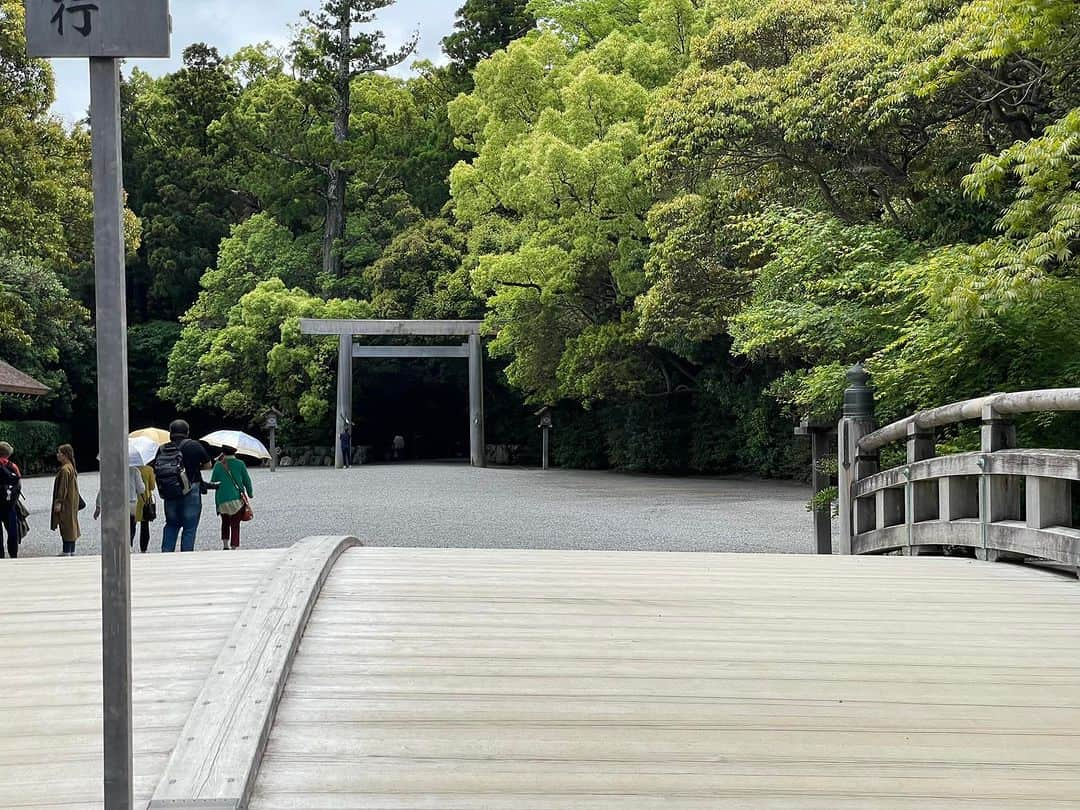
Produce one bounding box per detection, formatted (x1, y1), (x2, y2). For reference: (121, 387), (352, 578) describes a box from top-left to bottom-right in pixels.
(0, 550), (281, 810)
(148, 536), (361, 810)
(249, 548), (1080, 807)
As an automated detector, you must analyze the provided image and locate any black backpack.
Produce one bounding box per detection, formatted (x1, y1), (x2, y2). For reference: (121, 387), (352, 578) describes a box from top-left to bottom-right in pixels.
(0, 463), (19, 508)
(154, 442), (191, 500)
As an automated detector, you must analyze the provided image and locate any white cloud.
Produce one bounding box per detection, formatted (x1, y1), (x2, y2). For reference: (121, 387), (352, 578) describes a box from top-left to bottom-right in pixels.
(47, 0), (457, 124)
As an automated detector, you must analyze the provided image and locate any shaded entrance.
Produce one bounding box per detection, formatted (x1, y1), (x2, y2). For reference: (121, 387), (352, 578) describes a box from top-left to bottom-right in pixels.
(299, 319), (486, 468)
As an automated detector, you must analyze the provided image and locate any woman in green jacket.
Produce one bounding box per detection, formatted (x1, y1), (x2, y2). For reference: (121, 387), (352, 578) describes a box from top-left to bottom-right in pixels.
(209, 445), (253, 550)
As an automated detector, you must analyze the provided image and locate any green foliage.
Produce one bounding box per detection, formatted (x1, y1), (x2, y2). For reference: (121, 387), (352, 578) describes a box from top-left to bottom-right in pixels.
(0, 420), (65, 475)
(128, 320), (182, 424)
(444, 0), (535, 74)
(549, 405), (610, 468)
(604, 396), (690, 473)
(122, 45), (244, 319)
(449, 17), (694, 403)
(6, 0), (1078, 478)
(0, 255), (93, 420)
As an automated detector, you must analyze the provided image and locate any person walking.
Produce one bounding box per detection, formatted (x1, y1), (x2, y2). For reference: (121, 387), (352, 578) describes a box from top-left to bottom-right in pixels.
(132, 464), (156, 552)
(0, 442), (22, 559)
(154, 419), (211, 553)
(210, 445), (252, 550)
(93, 464), (148, 550)
(51, 444), (81, 556)
(392, 433), (405, 461)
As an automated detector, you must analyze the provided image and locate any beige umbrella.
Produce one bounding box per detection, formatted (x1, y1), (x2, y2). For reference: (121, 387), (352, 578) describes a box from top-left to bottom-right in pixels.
(129, 427), (170, 445)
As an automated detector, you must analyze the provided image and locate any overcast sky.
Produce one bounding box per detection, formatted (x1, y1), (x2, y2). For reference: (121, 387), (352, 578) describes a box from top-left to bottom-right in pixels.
(47, 0), (457, 123)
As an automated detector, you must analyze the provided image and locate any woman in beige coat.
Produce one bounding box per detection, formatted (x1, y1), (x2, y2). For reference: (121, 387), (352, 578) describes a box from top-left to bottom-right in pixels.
(51, 444), (81, 556)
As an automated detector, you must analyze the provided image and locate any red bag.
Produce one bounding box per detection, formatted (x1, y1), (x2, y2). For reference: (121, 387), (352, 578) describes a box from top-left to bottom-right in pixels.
(221, 461), (254, 522)
(239, 493), (253, 522)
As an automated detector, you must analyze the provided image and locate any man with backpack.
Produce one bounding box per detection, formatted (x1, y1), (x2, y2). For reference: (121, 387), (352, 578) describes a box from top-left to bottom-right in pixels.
(154, 419), (212, 552)
(0, 441), (22, 559)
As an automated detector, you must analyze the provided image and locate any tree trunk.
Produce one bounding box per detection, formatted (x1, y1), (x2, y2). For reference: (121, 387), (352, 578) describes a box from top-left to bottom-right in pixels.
(322, 3), (352, 279)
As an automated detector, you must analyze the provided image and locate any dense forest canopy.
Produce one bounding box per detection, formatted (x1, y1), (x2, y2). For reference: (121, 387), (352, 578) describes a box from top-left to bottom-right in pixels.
(0, 0), (1077, 473)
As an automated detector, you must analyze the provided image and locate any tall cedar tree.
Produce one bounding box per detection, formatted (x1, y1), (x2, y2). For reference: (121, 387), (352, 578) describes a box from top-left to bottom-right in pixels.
(443, 0), (535, 76)
(291, 0), (415, 279)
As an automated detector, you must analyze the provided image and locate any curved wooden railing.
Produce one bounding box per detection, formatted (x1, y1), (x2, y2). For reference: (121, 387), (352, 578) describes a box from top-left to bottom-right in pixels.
(836, 369), (1080, 573)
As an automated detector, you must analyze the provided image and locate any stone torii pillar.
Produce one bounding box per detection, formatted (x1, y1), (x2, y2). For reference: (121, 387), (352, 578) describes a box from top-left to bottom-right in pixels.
(301, 319), (486, 468)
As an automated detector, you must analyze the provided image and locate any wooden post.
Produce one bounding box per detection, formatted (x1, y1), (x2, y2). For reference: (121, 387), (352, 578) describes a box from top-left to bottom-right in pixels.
(798, 419), (833, 554)
(335, 334), (351, 469)
(468, 333), (485, 468)
(268, 426), (277, 472)
(905, 423), (937, 553)
(91, 56), (134, 810)
(977, 405), (1018, 561)
(837, 364), (877, 554)
(26, 8), (170, 806)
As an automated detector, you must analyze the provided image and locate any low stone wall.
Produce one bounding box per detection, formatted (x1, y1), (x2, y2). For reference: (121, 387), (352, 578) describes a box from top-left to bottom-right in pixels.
(279, 446), (369, 467)
(277, 444), (525, 466)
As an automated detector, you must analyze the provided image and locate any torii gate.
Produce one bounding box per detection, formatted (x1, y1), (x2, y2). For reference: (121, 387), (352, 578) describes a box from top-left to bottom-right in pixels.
(299, 319), (486, 468)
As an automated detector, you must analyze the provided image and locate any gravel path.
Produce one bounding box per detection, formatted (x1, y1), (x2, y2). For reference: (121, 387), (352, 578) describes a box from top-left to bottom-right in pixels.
(10, 463), (816, 558)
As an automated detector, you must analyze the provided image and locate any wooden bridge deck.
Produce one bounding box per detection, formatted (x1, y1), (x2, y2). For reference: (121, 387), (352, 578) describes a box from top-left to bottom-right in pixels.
(0, 549), (283, 809)
(3, 544), (1080, 808)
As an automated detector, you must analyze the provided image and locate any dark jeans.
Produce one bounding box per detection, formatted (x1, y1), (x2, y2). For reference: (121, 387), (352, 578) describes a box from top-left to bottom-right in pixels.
(0, 506), (18, 559)
(162, 489), (202, 552)
(62, 540), (75, 554)
(130, 515), (150, 553)
(220, 512), (243, 548)
(340, 437), (351, 467)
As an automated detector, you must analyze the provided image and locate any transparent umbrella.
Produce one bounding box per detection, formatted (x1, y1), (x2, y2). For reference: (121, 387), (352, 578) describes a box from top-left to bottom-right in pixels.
(97, 437), (159, 467)
(128, 436), (160, 466)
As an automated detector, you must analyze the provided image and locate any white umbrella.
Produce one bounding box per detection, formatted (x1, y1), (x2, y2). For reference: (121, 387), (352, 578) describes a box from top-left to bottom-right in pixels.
(98, 437), (159, 467)
(128, 436), (159, 466)
(200, 430), (271, 460)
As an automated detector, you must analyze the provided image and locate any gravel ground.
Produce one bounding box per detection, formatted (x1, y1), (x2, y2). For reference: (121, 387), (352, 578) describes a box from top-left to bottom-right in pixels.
(10, 463), (816, 558)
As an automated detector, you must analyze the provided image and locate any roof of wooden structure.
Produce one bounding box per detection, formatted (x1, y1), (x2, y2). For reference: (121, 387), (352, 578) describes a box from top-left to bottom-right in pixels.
(4, 540), (1080, 808)
(0, 360), (49, 396)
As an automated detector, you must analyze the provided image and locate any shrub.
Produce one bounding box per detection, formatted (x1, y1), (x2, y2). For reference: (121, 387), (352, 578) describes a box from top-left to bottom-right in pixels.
(0, 420), (66, 474)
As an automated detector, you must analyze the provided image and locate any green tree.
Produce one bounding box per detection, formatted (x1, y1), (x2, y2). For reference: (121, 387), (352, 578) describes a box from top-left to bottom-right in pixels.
(449, 10), (702, 403)
(0, 254), (94, 419)
(290, 0), (415, 280)
(122, 44), (245, 319)
(0, 0), (95, 269)
(443, 0), (535, 77)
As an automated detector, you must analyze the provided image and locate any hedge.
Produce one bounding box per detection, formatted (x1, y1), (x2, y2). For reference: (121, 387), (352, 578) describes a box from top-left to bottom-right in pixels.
(0, 420), (66, 475)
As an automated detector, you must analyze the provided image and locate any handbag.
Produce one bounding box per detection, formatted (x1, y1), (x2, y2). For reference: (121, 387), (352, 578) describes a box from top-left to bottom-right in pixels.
(15, 496), (29, 542)
(143, 496), (157, 523)
(221, 462), (253, 522)
(78, 495), (86, 511)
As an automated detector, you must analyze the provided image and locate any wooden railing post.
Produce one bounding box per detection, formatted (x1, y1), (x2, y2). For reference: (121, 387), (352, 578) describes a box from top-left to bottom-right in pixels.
(904, 423), (937, 554)
(838, 364), (877, 554)
(978, 404), (1019, 562)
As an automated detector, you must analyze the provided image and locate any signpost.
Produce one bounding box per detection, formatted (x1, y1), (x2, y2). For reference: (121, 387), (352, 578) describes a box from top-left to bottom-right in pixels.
(26, 4), (170, 808)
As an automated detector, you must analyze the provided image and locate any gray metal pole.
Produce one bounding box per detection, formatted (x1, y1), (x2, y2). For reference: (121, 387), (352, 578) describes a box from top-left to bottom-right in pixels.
(90, 56), (133, 810)
(542, 428), (549, 470)
(335, 333), (350, 469)
(468, 333), (485, 468)
(269, 426), (277, 473)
